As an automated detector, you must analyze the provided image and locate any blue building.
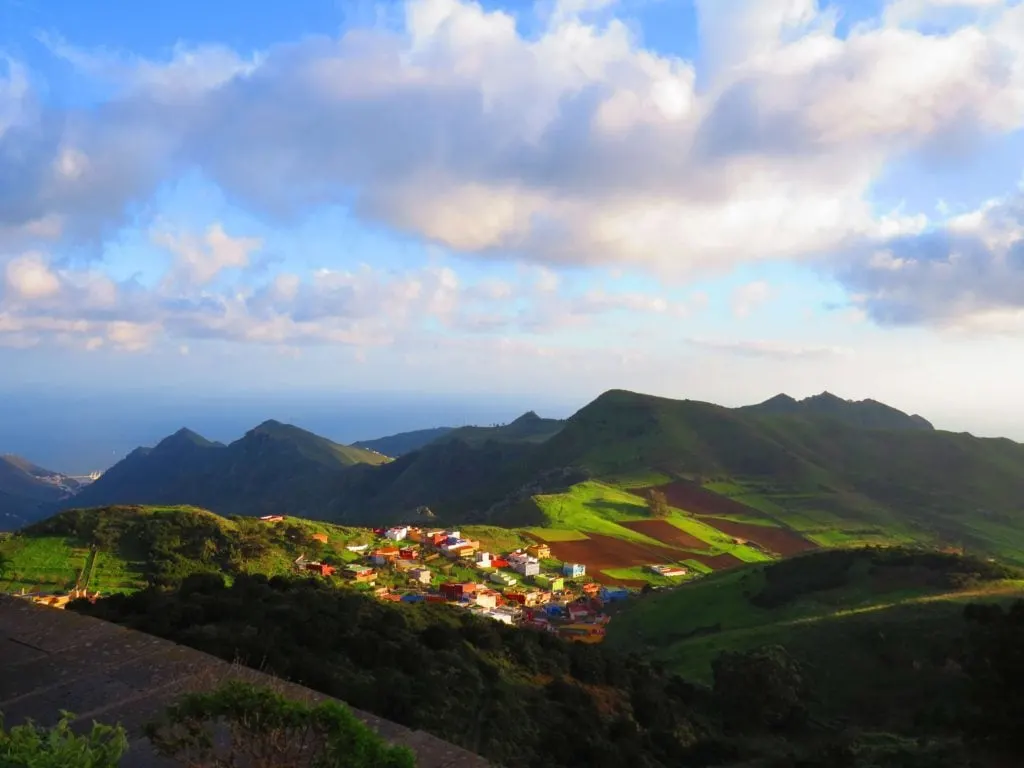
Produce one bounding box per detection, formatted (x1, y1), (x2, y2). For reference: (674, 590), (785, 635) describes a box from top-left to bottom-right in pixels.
(600, 586), (630, 602)
(562, 562), (586, 578)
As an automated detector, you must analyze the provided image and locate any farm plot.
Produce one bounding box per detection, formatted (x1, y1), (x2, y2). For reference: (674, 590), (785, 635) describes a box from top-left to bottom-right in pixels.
(634, 481), (771, 520)
(542, 533), (742, 585)
(700, 517), (817, 557)
(619, 520), (710, 551)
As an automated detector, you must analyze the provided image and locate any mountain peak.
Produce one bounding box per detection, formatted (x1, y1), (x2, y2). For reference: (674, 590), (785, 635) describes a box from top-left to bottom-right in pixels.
(512, 410), (542, 423)
(741, 391), (933, 432)
(156, 428), (216, 450)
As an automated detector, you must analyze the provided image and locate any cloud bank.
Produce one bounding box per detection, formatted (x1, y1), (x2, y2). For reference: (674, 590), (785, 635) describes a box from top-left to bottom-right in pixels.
(1, 0), (1024, 351)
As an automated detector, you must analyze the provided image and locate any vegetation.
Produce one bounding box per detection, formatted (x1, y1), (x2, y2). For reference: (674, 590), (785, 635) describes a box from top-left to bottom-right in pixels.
(606, 547), (1024, 680)
(1, 506), (374, 593)
(66, 567), (1024, 767)
(352, 426), (454, 457)
(41, 389), (1024, 571)
(146, 681), (415, 768)
(646, 489), (669, 518)
(0, 712), (128, 768)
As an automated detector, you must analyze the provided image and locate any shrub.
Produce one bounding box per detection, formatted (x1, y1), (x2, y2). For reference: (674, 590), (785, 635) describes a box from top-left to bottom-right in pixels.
(0, 712), (128, 767)
(144, 681), (416, 768)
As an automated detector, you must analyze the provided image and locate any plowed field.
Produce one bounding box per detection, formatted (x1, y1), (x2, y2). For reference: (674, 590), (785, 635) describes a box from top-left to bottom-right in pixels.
(701, 517), (817, 557)
(635, 480), (760, 517)
(619, 520), (710, 551)
(535, 532), (742, 585)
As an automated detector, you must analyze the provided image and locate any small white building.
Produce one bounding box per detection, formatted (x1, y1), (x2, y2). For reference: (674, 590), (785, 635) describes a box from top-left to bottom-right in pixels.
(409, 568), (433, 585)
(475, 551), (493, 568)
(508, 551), (540, 577)
(385, 526), (409, 541)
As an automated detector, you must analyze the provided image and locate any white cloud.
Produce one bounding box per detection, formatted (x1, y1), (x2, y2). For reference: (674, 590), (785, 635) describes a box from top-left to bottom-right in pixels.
(4, 253), (61, 300)
(687, 336), (853, 360)
(883, 0), (1006, 27)
(1, 0), (1020, 282)
(153, 223), (263, 287)
(731, 280), (774, 319)
(835, 186), (1024, 329)
(0, 227), (695, 350)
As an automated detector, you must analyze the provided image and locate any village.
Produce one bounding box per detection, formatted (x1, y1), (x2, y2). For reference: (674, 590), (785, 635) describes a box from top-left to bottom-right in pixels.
(275, 519), (654, 644)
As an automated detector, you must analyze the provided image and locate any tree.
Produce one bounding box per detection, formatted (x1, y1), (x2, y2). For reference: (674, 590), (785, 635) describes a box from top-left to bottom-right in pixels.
(646, 489), (670, 518)
(0, 551), (9, 581)
(712, 646), (806, 733)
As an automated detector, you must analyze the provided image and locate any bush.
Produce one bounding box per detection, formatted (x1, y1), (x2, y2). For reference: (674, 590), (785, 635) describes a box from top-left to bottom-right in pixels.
(145, 681), (416, 768)
(0, 712), (128, 767)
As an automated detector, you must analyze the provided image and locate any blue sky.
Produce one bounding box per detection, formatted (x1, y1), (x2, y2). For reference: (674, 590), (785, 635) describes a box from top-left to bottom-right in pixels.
(2, 0), (1024, 459)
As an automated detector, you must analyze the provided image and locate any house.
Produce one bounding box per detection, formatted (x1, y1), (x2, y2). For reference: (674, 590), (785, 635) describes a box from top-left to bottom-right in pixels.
(398, 547), (417, 560)
(482, 608), (515, 625)
(343, 565), (376, 582)
(562, 563), (586, 578)
(508, 552), (540, 577)
(385, 526), (409, 541)
(370, 547), (400, 565)
(474, 589), (500, 609)
(401, 593), (426, 603)
(648, 564), (688, 577)
(410, 568), (433, 585)
(535, 574), (564, 591)
(394, 559), (418, 572)
(505, 591), (545, 607)
(305, 562), (335, 577)
(440, 582), (477, 601)
(490, 571), (517, 587)
(490, 557), (509, 569)
(599, 586), (630, 603)
(475, 551), (493, 568)
(581, 582), (601, 596)
(311, 533), (329, 544)
(345, 544), (369, 553)
(259, 515), (285, 522)
(567, 603), (592, 621)
(526, 543), (551, 559)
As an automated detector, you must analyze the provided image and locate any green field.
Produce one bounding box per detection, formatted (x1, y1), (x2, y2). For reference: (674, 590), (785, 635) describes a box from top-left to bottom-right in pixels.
(605, 548), (1024, 682)
(0, 535), (90, 592)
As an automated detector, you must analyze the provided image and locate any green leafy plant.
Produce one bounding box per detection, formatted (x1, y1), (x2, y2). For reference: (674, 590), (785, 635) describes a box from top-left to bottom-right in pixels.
(144, 681), (416, 768)
(0, 711), (128, 768)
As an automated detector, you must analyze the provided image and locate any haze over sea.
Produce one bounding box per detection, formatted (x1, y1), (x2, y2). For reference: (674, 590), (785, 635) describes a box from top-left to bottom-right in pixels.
(0, 388), (579, 475)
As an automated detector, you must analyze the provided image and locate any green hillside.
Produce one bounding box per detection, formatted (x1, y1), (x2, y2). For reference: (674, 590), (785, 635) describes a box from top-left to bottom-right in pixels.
(352, 426), (454, 457)
(525, 390), (1024, 563)
(42, 389), (1024, 571)
(606, 548), (1024, 680)
(0, 505), (375, 593)
(433, 410), (565, 447)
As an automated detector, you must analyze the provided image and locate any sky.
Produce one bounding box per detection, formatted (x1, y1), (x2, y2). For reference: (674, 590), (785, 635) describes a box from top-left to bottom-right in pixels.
(2, 0), (1024, 469)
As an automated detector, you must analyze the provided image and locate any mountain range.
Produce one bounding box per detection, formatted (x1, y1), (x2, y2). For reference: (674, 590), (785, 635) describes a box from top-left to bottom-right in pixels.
(6, 390), (1024, 561)
(0, 454), (87, 529)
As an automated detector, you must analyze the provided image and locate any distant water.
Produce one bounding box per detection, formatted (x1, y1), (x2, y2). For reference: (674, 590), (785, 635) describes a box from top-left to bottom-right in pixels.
(0, 389), (581, 475)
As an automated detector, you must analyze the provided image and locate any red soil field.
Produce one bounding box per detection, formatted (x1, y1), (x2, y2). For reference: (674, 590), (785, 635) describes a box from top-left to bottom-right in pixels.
(635, 480), (764, 518)
(539, 532), (742, 585)
(701, 517), (817, 557)
(618, 520), (710, 551)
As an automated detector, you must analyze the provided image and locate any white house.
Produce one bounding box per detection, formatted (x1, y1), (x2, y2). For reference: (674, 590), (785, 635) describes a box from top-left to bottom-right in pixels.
(475, 551), (493, 568)
(385, 526), (409, 542)
(508, 551), (540, 577)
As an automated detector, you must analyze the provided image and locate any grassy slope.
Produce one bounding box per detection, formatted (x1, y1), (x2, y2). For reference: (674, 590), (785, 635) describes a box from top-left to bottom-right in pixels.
(0, 506), (377, 594)
(605, 549), (1024, 684)
(524, 390), (1024, 564)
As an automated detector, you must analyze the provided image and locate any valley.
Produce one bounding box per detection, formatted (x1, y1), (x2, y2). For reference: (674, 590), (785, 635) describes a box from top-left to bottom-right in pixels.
(5, 388), (1024, 766)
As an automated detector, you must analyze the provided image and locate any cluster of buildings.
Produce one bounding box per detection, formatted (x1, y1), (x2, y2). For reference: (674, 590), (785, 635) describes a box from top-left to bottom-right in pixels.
(286, 524), (622, 641)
